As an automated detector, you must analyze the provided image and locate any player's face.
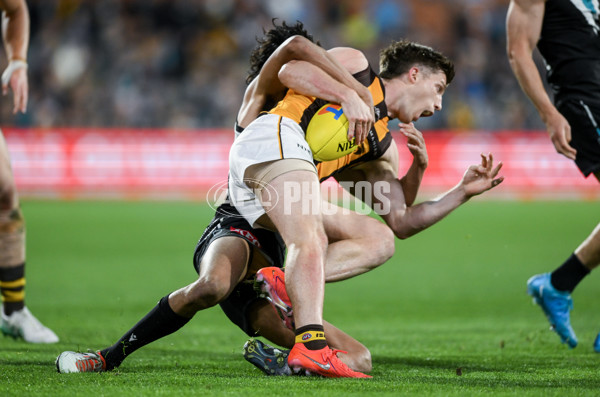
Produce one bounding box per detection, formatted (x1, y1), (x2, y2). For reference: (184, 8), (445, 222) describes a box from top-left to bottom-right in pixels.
(387, 69), (447, 123)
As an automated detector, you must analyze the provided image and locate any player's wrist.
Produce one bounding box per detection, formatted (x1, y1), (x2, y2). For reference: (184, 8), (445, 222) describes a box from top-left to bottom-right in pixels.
(2, 59), (28, 86)
(339, 88), (359, 107)
(453, 183), (471, 201)
(358, 87), (373, 106)
(537, 103), (558, 123)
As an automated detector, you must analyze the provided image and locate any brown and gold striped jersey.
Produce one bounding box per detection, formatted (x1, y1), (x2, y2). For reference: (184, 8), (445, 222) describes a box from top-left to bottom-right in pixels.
(268, 65), (393, 182)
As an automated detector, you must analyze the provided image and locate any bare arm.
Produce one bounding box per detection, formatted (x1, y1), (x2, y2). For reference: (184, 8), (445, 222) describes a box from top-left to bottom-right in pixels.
(238, 36), (374, 143)
(278, 57), (373, 144)
(0, 0), (28, 114)
(397, 122), (428, 206)
(506, 0), (576, 160)
(336, 143), (503, 239)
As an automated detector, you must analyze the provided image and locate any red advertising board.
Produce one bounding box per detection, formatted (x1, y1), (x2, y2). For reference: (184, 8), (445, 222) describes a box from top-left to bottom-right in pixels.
(4, 128), (598, 200)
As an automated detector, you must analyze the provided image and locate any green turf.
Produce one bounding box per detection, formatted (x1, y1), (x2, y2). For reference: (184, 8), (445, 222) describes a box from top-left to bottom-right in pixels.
(1, 200), (599, 396)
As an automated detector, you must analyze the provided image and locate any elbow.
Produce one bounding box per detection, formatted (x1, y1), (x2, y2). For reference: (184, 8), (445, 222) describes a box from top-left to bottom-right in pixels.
(393, 224), (421, 240)
(388, 210), (423, 240)
(280, 35), (313, 60)
(386, 209), (412, 240)
(277, 61), (297, 86)
(393, 228), (412, 240)
(506, 43), (530, 68)
(507, 47), (517, 65)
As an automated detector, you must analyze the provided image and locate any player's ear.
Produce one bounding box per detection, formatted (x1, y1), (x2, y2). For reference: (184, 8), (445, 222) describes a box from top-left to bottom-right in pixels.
(408, 67), (419, 83)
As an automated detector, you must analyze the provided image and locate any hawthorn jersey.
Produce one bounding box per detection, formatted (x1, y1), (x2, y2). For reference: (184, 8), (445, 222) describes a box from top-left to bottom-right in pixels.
(268, 65), (393, 182)
(538, 0), (600, 104)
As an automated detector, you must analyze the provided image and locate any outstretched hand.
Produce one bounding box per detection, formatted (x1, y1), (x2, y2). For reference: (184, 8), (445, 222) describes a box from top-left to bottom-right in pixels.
(460, 153), (504, 197)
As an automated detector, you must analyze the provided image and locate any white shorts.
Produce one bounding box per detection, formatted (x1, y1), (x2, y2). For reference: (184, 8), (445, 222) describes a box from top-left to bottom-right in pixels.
(228, 114), (316, 227)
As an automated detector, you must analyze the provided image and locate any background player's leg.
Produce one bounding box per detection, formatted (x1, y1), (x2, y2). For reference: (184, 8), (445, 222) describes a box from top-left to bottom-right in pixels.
(0, 132), (57, 344)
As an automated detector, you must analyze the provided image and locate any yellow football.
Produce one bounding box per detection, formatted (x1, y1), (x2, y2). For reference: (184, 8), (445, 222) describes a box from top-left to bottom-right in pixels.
(306, 103), (356, 162)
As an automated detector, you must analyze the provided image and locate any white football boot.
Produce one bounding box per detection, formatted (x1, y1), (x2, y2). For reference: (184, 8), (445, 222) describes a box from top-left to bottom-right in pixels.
(56, 351), (106, 373)
(1, 306), (59, 343)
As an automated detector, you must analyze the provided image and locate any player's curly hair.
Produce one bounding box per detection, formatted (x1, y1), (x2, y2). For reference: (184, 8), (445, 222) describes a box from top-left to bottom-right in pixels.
(246, 19), (319, 84)
(379, 40), (455, 84)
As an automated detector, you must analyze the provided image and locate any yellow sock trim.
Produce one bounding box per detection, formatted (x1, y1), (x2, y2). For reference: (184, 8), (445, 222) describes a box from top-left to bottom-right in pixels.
(1, 289), (25, 302)
(0, 278), (25, 288)
(295, 330), (326, 344)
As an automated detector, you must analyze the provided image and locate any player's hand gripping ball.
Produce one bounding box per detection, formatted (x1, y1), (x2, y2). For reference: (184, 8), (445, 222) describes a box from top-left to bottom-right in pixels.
(306, 104), (357, 162)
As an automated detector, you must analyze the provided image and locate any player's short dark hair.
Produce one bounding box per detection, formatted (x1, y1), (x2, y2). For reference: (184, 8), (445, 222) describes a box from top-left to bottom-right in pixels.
(246, 19), (318, 84)
(379, 40), (455, 84)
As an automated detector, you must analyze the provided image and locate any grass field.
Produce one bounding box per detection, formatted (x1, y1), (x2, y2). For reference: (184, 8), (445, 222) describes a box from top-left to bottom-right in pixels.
(1, 199), (599, 396)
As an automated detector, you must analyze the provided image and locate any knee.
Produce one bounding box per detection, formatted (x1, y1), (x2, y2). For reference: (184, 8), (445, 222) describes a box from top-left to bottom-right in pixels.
(183, 277), (230, 310)
(0, 180), (17, 211)
(314, 227), (329, 254)
(289, 226), (328, 262)
(351, 345), (372, 373)
(308, 226), (329, 257)
(364, 221), (395, 267)
(0, 207), (24, 232)
(376, 224), (395, 263)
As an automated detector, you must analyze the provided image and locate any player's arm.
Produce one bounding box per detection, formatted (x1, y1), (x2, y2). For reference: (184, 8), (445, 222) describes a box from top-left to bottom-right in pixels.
(506, 0), (576, 160)
(278, 58), (373, 144)
(324, 47), (374, 144)
(277, 46), (374, 144)
(397, 122), (428, 206)
(336, 144), (503, 239)
(238, 37), (373, 141)
(324, 47), (373, 108)
(0, 0), (28, 114)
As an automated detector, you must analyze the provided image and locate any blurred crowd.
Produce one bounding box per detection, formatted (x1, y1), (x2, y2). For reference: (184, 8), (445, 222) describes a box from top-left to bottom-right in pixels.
(0, 0), (545, 131)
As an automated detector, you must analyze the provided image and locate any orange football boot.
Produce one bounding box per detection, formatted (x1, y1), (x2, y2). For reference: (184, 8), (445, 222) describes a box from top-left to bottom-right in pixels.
(287, 343), (371, 378)
(255, 267), (294, 330)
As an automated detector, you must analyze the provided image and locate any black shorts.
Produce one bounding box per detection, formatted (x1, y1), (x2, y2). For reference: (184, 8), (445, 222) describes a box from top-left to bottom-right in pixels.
(557, 98), (600, 177)
(192, 202), (285, 336)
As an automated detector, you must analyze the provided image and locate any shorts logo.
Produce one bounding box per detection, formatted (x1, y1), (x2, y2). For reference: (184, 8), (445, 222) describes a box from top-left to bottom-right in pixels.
(302, 333), (312, 341)
(296, 142), (311, 155)
(229, 227), (261, 248)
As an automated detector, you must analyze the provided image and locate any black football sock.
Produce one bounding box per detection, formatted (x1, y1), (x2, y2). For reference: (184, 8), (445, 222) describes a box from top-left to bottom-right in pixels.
(100, 295), (190, 370)
(295, 324), (327, 350)
(0, 264), (25, 315)
(550, 253), (590, 293)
